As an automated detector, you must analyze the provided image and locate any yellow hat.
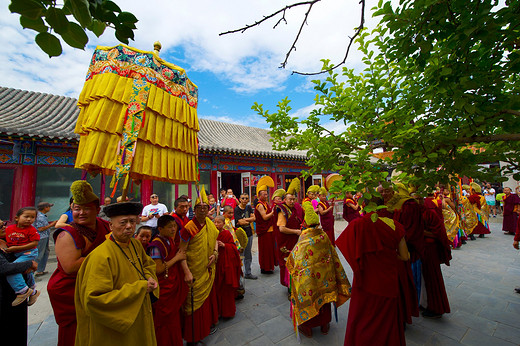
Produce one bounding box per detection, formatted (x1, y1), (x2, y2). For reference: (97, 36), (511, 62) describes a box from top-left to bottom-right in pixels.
(195, 185), (209, 205)
(257, 185), (268, 197)
(272, 189), (286, 200)
(318, 186), (328, 195)
(287, 178), (301, 195)
(470, 182), (481, 193)
(307, 185), (320, 194)
(256, 176), (275, 197)
(70, 180), (99, 205)
(303, 201), (319, 226)
(462, 184), (471, 191)
(394, 182), (410, 196)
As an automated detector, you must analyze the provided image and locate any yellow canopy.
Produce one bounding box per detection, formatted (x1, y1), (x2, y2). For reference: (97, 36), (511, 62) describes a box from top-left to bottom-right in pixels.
(75, 44), (199, 188)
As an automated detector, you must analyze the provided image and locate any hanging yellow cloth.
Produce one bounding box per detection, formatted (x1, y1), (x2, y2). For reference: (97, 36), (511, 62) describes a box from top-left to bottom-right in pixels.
(75, 44), (199, 185)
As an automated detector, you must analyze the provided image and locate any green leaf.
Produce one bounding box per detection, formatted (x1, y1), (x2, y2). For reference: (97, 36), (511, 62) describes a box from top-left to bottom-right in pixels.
(61, 22), (88, 49)
(118, 11), (138, 24)
(9, 0), (45, 20)
(104, 0), (122, 13)
(45, 7), (69, 34)
(20, 15), (47, 33)
(68, 0), (92, 27)
(35, 32), (62, 57)
(88, 19), (106, 37)
(370, 213), (378, 223)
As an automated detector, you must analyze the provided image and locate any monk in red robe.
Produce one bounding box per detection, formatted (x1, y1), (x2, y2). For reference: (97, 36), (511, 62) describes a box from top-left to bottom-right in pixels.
(179, 188), (219, 345)
(171, 196), (191, 244)
(147, 215), (188, 346)
(468, 182), (491, 237)
(420, 202), (452, 318)
(342, 191), (361, 223)
(502, 187), (519, 235)
(277, 192), (303, 287)
(317, 187), (335, 246)
(337, 202), (410, 346)
(255, 186), (277, 274)
(47, 181), (110, 346)
(213, 216), (241, 318)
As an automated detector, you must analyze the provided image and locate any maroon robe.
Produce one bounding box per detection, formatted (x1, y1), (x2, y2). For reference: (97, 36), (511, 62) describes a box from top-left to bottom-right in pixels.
(515, 216), (520, 242)
(47, 218), (110, 346)
(171, 212), (190, 245)
(343, 198), (361, 223)
(468, 194), (491, 234)
(502, 194), (520, 233)
(215, 229), (241, 318)
(277, 203), (303, 287)
(318, 200), (335, 246)
(147, 235), (188, 346)
(255, 200), (277, 271)
(422, 207), (451, 315)
(337, 213), (406, 346)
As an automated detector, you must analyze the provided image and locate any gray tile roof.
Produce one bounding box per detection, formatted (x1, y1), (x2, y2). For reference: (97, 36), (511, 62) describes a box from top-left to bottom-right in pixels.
(0, 86), (307, 159)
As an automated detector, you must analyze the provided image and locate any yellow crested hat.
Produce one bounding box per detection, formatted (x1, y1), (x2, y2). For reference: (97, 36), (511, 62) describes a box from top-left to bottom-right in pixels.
(70, 180), (99, 205)
(195, 185), (209, 205)
(303, 201), (319, 226)
(318, 186), (328, 195)
(272, 189), (286, 200)
(256, 175), (275, 197)
(286, 178), (301, 195)
(462, 184), (471, 191)
(470, 182), (481, 193)
(307, 185), (320, 194)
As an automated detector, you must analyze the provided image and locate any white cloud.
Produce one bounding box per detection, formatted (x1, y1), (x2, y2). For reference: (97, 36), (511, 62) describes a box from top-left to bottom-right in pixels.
(0, 0), (379, 97)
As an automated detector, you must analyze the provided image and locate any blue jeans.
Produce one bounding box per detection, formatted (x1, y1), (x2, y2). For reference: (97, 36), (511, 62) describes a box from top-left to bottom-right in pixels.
(36, 237), (50, 272)
(244, 235), (253, 275)
(411, 259), (422, 302)
(6, 248), (38, 293)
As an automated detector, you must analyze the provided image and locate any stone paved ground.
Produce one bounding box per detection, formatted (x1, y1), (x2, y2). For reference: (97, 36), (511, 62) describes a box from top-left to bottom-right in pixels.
(28, 216), (520, 345)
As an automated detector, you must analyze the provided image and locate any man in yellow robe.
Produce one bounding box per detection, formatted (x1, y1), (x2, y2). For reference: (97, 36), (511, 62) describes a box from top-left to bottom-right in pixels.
(75, 202), (159, 346)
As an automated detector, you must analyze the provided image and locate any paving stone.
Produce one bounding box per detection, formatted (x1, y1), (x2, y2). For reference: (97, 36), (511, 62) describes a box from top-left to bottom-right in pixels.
(467, 292), (508, 310)
(461, 328), (516, 346)
(242, 303), (281, 325)
(246, 335), (275, 346)
(493, 322), (520, 344)
(405, 323), (437, 345)
(258, 315), (294, 343)
(220, 319), (263, 345)
(276, 334), (319, 346)
(477, 306), (520, 328)
(425, 333), (462, 346)
(446, 310), (497, 336)
(417, 316), (468, 341)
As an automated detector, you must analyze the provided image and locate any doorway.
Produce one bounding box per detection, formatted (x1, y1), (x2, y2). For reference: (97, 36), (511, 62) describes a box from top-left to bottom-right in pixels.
(221, 173), (242, 197)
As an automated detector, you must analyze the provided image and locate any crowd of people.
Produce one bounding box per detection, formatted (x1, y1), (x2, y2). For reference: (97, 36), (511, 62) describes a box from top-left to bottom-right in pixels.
(0, 177), (519, 345)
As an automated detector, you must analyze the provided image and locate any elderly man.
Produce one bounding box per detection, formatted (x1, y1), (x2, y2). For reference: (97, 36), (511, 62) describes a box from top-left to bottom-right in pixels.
(47, 181), (111, 346)
(75, 201), (158, 345)
(254, 186), (276, 275)
(33, 202), (57, 276)
(179, 187), (219, 345)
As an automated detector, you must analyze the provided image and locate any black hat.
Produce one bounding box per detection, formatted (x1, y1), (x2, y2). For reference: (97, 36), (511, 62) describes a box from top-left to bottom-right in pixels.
(104, 202), (144, 218)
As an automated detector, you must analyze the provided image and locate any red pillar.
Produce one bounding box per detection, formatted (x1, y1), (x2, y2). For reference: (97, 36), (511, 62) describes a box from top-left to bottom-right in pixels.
(11, 165), (36, 220)
(210, 170), (218, 197)
(141, 179), (153, 205)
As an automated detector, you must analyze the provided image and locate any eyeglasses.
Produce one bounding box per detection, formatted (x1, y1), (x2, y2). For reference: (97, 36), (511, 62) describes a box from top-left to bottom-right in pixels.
(150, 195), (158, 198)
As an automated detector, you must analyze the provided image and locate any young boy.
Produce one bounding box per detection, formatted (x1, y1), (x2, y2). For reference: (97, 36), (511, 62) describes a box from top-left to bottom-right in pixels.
(213, 216), (241, 318)
(4, 207), (41, 306)
(134, 225), (152, 249)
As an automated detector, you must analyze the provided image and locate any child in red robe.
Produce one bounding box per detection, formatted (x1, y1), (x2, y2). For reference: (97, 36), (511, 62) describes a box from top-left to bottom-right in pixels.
(147, 215), (188, 346)
(213, 216), (242, 318)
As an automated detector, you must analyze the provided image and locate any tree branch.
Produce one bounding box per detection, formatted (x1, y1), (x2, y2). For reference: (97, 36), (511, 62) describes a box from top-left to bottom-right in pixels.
(219, 1), (321, 36)
(293, 0), (366, 75)
(455, 133), (520, 144)
(280, 1), (317, 68)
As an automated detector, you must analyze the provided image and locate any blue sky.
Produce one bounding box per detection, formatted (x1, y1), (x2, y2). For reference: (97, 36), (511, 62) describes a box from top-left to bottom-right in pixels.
(0, 0), (379, 129)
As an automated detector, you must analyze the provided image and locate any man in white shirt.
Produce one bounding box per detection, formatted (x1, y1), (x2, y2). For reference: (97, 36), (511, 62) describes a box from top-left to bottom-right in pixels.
(483, 183), (497, 217)
(140, 193), (168, 228)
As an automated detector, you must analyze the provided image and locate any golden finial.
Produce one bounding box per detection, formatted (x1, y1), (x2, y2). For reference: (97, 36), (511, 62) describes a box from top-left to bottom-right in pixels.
(153, 41), (162, 55)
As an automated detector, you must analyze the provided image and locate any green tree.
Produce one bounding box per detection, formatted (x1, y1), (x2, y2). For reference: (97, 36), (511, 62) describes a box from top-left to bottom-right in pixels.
(253, 0), (520, 199)
(9, 0), (138, 57)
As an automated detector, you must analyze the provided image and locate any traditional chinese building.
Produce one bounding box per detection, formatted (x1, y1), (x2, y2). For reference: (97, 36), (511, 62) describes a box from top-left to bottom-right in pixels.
(0, 86), (328, 221)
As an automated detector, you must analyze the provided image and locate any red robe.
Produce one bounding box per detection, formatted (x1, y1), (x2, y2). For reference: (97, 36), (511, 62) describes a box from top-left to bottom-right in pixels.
(318, 200), (335, 246)
(342, 198), (361, 223)
(502, 194), (520, 233)
(255, 201), (277, 271)
(277, 203), (303, 287)
(148, 235), (188, 346)
(394, 199), (425, 262)
(422, 207), (451, 315)
(171, 212), (190, 245)
(468, 193), (491, 234)
(215, 229), (241, 318)
(47, 218), (110, 346)
(337, 213), (406, 346)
